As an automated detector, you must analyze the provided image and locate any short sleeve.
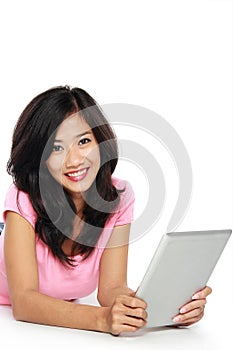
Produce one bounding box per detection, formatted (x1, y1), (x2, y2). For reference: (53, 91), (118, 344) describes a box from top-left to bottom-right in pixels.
(114, 179), (135, 226)
(3, 184), (37, 228)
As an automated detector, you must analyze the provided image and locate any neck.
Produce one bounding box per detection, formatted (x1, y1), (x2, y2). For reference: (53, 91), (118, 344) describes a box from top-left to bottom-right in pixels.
(69, 192), (85, 214)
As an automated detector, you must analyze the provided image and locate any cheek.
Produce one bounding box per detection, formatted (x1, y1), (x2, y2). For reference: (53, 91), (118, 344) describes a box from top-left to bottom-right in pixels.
(46, 156), (65, 176)
(86, 146), (100, 169)
(92, 149), (101, 169)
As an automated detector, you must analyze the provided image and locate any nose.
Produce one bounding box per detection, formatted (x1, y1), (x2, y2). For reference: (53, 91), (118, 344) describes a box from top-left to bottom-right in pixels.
(65, 143), (85, 168)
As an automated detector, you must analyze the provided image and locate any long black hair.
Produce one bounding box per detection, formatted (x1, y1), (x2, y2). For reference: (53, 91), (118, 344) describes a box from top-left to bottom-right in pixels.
(7, 86), (122, 265)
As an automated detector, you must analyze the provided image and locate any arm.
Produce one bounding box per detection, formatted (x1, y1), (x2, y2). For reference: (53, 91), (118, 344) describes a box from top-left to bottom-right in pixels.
(97, 224), (134, 306)
(4, 211), (107, 332)
(97, 224), (148, 334)
(4, 212), (147, 335)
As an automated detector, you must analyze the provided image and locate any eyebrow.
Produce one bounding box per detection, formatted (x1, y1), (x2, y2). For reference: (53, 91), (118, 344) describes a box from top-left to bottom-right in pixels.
(54, 131), (92, 143)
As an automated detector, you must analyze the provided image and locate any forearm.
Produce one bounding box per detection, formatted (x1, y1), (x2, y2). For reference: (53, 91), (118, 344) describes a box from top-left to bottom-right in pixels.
(98, 284), (135, 306)
(12, 290), (109, 332)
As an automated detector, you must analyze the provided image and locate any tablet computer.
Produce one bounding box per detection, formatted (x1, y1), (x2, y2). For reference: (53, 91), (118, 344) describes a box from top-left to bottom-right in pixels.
(136, 229), (232, 328)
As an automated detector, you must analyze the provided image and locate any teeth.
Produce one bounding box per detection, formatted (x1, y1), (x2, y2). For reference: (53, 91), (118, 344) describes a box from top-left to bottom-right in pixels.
(67, 169), (87, 177)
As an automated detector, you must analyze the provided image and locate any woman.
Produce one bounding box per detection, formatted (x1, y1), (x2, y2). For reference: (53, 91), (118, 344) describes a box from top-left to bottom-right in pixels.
(0, 86), (211, 335)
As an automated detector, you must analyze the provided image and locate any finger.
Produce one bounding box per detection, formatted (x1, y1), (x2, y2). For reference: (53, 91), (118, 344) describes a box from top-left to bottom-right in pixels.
(110, 313), (146, 335)
(177, 315), (203, 327)
(176, 310), (204, 326)
(117, 295), (147, 309)
(179, 299), (207, 314)
(192, 286), (212, 299)
(111, 324), (140, 335)
(123, 314), (147, 328)
(173, 306), (204, 324)
(125, 307), (148, 321)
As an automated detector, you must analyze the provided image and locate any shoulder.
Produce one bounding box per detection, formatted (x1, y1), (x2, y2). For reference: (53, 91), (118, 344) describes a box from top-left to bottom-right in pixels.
(112, 176), (134, 198)
(112, 176), (135, 223)
(3, 183), (37, 227)
(96, 178), (135, 247)
(5, 183), (30, 204)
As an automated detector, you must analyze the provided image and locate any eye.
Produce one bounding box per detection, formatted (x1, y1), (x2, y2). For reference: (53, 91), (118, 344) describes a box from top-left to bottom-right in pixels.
(52, 144), (63, 152)
(78, 138), (91, 146)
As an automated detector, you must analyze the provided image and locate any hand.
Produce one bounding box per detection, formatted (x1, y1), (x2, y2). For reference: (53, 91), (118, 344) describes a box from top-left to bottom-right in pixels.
(105, 294), (148, 335)
(172, 286), (212, 326)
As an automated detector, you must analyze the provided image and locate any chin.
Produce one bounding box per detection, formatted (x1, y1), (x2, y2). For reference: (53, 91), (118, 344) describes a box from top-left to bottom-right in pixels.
(64, 181), (93, 195)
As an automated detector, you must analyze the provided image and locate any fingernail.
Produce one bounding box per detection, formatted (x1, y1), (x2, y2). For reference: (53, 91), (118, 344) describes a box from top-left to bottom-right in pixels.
(173, 316), (181, 322)
(180, 307), (186, 313)
(192, 293), (200, 299)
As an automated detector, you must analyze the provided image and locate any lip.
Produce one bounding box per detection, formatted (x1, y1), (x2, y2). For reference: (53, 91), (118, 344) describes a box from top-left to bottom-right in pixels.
(64, 167), (89, 182)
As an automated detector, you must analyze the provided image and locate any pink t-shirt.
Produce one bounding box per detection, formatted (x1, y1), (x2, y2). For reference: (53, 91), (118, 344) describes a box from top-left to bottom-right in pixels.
(0, 177), (134, 305)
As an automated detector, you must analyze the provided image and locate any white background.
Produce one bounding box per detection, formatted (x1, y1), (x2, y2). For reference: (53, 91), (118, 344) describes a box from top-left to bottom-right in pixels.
(0, 0), (232, 349)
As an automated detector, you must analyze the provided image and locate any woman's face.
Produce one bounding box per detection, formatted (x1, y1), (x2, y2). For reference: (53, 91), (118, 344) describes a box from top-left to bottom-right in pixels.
(46, 113), (100, 202)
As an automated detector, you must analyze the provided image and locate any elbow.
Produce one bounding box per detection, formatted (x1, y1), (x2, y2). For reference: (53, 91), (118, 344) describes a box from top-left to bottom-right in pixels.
(12, 308), (22, 321)
(97, 291), (109, 307)
(11, 295), (26, 321)
(11, 291), (34, 321)
(97, 292), (104, 306)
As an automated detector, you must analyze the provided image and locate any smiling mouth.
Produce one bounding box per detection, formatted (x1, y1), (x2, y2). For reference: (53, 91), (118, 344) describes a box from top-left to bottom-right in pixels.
(65, 168), (89, 181)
